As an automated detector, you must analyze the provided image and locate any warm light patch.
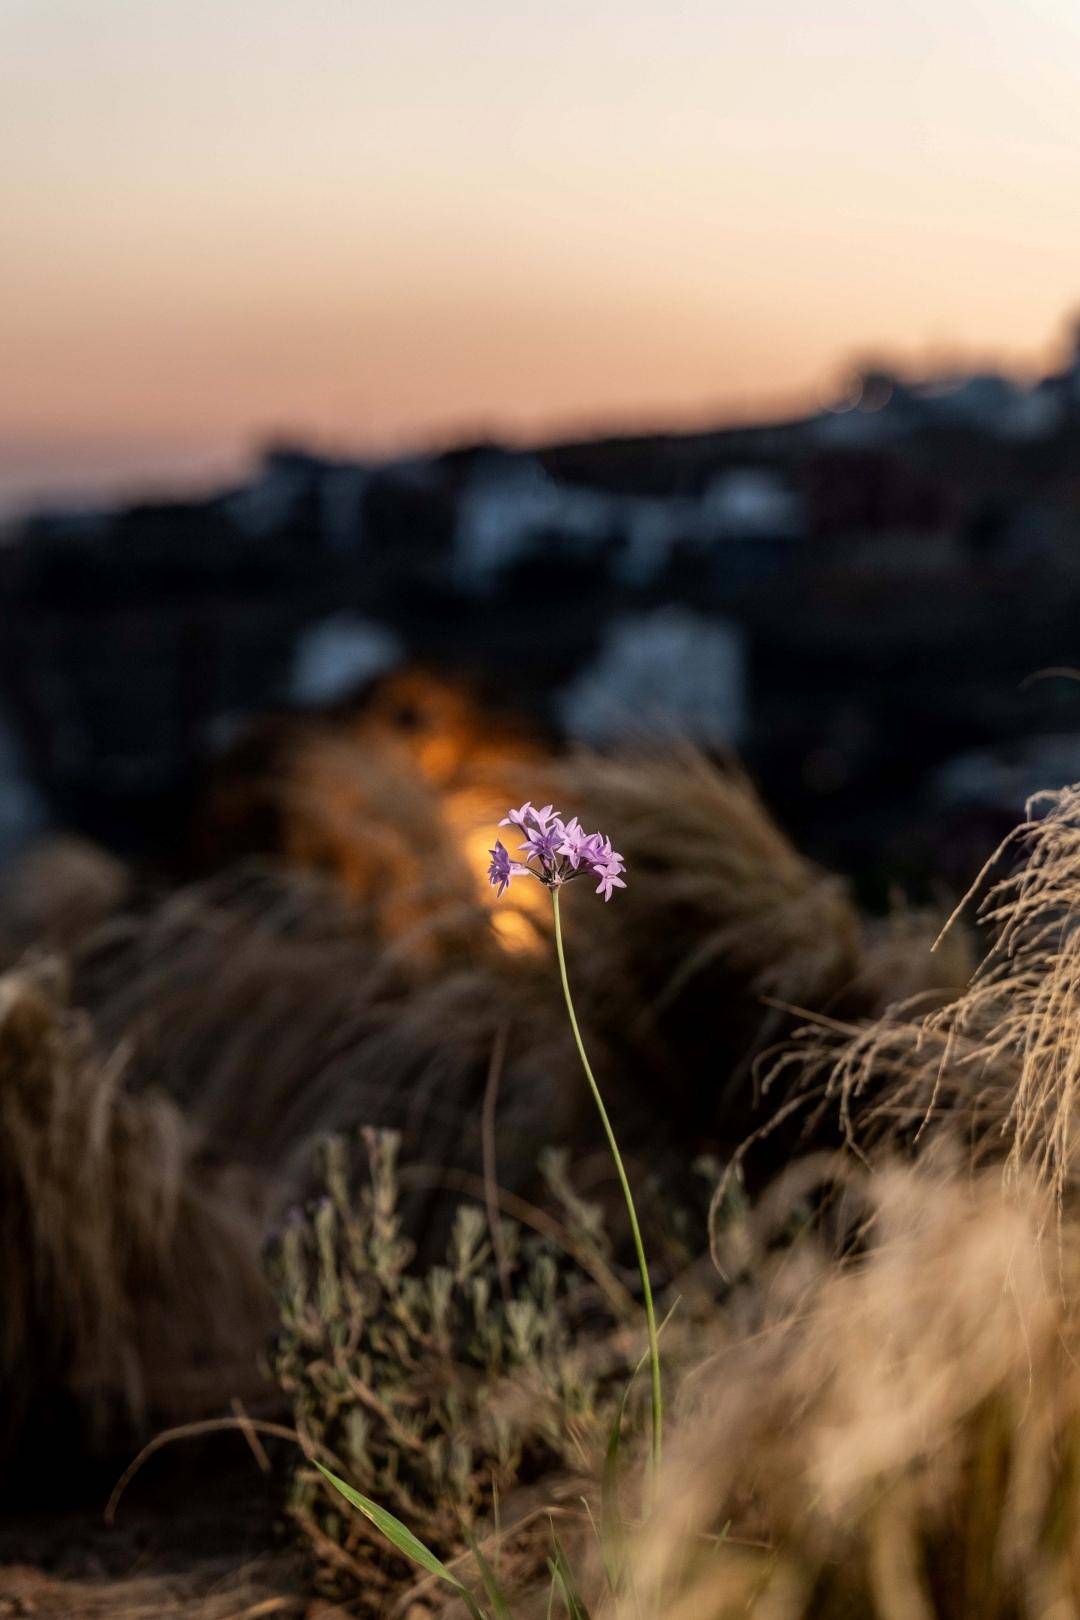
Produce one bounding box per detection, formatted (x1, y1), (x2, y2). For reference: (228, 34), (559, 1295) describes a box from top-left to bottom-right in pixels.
(451, 799), (548, 956)
(258, 672), (552, 954)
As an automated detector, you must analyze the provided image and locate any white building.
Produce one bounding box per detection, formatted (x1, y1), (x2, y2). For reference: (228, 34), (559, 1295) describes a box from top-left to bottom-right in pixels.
(455, 454), (803, 593)
(290, 614), (402, 707)
(454, 454), (617, 591)
(559, 608), (746, 748)
(227, 449), (370, 552)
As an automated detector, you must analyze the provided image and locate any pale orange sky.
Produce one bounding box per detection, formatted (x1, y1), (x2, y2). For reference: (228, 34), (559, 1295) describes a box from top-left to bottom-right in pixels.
(3, 0), (1079, 508)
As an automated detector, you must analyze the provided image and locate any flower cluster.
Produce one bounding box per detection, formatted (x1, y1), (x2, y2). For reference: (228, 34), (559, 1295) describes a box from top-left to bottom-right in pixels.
(488, 802), (627, 901)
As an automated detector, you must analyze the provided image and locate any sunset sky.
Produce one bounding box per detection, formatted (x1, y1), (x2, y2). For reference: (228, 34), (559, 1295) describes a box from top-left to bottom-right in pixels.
(3, 0), (1079, 508)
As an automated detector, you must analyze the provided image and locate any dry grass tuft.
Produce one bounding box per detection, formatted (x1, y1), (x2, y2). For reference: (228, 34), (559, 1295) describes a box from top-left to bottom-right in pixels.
(630, 1159), (1080, 1620)
(0, 957), (268, 1449)
(566, 749), (863, 1016)
(71, 864), (582, 1209)
(556, 749), (969, 1156)
(625, 781), (1080, 1619)
(759, 784), (1080, 1205)
(0, 834), (130, 963)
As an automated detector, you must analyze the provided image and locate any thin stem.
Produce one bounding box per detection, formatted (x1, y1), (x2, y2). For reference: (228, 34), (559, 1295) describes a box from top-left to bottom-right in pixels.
(550, 885), (662, 1478)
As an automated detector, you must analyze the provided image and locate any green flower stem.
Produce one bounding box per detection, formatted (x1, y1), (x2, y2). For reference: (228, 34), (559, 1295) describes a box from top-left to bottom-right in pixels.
(550, 885), (662, 1479)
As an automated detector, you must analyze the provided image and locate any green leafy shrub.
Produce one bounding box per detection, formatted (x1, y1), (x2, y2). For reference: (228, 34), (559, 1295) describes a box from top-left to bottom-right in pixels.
(270, 1128), (638, 1608)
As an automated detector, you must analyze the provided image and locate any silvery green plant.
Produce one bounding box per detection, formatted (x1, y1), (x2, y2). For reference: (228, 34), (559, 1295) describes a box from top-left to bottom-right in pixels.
(274, 1130), (632, 1610)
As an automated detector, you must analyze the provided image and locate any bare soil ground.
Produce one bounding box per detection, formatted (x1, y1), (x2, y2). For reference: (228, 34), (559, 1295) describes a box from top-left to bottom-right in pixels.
(0, 1443), (311, 1619)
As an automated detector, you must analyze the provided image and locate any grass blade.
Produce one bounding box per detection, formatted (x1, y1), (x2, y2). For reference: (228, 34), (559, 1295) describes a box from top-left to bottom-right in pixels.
(549, 1523), (590, 1620)
(315, 1462), (488, 1620)
(549, 1559), (582, 1620)
(464, 1526), (515, 1620)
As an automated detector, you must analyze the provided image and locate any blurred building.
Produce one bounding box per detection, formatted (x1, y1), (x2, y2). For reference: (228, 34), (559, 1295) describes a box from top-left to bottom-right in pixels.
(4, 315), (1080, 886)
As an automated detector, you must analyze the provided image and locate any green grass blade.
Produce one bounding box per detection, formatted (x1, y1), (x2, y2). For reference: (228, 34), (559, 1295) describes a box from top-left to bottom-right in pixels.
(314, 1463), (487, 1620)
(464, 1526), (515, 1620)
(550, 1524), (590, 1620)
(549, 1560), (580, 1620)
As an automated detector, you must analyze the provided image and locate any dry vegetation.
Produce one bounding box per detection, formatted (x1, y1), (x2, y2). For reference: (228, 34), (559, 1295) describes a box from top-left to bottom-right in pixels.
(0, 958), (267, 1452)
(624, 782), (1080, 1620)
(3, 683), (1079, 1618)
(0, 1559), (304, 1620)
(634, 1159), (1080, 1620)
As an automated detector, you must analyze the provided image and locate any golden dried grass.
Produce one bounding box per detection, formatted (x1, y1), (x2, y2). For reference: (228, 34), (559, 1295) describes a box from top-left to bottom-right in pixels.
(556, 748), (969, 1153)
(0, 957), (268, 1448)
(758, 784), (1080, 1206)
(72, 863), (580, 1209)
(0, 834), (129, 963)
(629, 1159), (1080, 1620)
(619, 781), (1080, 1620)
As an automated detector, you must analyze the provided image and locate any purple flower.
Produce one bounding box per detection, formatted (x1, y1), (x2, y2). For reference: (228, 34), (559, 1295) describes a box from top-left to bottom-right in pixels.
(500, 802), (535, 831)
(501, 800), (560, 830)
(487, 840), (525, 897)
(555, 817), (590, 868)
(592, 856), (627, 902)
(519, 823), (564, 864)
(488, 802), (626, 900)
(529, 803), (561, 834)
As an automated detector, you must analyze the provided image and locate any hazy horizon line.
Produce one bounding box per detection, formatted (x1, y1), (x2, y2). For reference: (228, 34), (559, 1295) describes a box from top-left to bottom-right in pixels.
(0, 377), (824, 521)
(6, 331), (1072, 523)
